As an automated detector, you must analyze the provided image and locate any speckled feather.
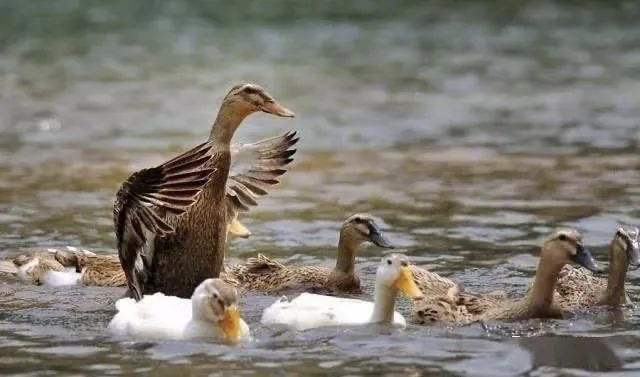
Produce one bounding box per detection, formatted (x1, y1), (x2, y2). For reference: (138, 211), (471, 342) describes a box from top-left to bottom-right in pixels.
(222, 254), (345, 295)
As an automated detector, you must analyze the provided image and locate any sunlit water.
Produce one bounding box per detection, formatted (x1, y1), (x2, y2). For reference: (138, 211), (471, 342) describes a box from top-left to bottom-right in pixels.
(1, 1), (640, 376)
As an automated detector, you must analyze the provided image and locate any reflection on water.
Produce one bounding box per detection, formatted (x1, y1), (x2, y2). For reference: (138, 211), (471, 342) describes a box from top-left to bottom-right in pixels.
(1, 0), (640, 376)
(520, 336), (622, 372)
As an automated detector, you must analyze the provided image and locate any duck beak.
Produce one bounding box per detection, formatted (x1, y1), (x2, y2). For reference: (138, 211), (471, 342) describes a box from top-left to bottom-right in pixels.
(394, 266), (424, 299)
(260, 100), (295, 118)
(370, 229), (395, 249)
(571, 245), (602, 273)
(227, 218), (252, 239)
(219, 305), (242, 342)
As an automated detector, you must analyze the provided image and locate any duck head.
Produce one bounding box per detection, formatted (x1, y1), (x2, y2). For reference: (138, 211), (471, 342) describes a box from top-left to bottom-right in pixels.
(223, 84), (295, 118)
(610, 226), (640, 269)
(191, 278), (245, 342)
(376, 253), (423, 299)
(543, 228), (601, 273)
(341, 213), (395, 249)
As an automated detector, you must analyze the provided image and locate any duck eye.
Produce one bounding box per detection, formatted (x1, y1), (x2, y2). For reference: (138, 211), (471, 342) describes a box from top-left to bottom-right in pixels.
(386, 259), (392, 265)
(558, 234), (567, 241)
(212, 293), (218, 299)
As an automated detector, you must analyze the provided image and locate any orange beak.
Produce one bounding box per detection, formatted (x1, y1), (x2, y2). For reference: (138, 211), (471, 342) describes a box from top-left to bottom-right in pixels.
(219, 305), (242, 342)
(394, 266), (424, 299)
(261, 100), (295, 118)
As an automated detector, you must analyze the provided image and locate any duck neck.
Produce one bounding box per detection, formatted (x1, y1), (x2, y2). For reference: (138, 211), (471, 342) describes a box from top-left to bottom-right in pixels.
(334, 229), (360, 276)
(603, 244), (628, 305)
(208, 101), (252, 144)
(370, 282), (397, 324)
(191, 300), (205, 322)
(528, 253), (563, 311)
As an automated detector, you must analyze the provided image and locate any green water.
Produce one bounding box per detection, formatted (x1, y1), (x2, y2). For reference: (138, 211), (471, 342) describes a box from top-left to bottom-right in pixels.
(1, 1), (640, 376)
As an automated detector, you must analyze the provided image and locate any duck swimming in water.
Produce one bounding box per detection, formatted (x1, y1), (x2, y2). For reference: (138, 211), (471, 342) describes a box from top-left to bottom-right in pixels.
(223, 213), (395, 295)
(481, 228), (601, 320)
(108, 278), (249, 343)
(261, 253), (423, 330)
(115, 84), (297, 299)
(555, 226), (639, 309)
(412, 228), (601, 323)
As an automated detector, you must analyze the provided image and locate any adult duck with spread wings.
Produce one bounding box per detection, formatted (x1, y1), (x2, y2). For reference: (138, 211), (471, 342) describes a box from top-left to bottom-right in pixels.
(114, 84), (297, 299)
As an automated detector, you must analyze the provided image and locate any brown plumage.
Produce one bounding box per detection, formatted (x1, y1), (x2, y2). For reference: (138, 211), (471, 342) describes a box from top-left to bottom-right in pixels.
(413, 229), (603, 323)
(68, 251), (127, 287)
(11, 253), (65, 285)
(118, 84), (296, 299)
(114, 142), (216, 300)
(222, 214), (395, 295)
(555, 226), (639, 309)
(223, 130), (299, 240)
(409, 265), (506, 325)
(480, 229), (601, 320)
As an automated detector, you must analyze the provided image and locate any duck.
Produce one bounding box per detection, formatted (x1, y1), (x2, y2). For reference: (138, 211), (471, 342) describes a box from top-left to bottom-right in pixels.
(480, 228), (601, 320)
(108, 278), (250, 343)
(410, 265), (507, 324)
(114, 84), (297, 300)
(222, 213), (395, 295)
(260, 253), (424, 330)
(10, 252), (77, 286)
(555, 226), (639, 309)
(64, 250), (127, 287)
(0, 248), (126, 287)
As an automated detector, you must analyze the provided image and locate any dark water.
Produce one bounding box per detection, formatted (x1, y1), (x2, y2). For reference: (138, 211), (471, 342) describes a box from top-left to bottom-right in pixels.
(1, 1), (640, 376)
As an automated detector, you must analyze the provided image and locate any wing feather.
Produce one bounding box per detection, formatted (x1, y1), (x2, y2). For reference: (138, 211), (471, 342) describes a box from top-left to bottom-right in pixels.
(225, 131), (299, 215)
(113, 141), (215, 300)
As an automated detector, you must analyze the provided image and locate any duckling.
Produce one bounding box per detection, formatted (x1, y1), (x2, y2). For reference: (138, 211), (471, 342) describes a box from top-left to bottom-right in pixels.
(261, 253), (424, 330)
(222, 213), (395, 294)
(482, 228), (601, 320)
(556, 226), (639, 309)
(118, 84), (296, 300)
(108, 278), (250, 342)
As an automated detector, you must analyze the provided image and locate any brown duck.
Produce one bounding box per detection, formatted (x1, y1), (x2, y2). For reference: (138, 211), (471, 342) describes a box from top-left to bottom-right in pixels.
(115, 84), (296, 299)
(412, 229), (602, 323)
(555, 226), (639, 309)
(482, 228), (601, 320)
(222, 213), (395, 295)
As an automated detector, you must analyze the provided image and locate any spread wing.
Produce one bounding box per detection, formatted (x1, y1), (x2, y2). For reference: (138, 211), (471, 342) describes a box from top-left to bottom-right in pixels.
(113, 141), (215, 300)
(225, 131), (298, 215)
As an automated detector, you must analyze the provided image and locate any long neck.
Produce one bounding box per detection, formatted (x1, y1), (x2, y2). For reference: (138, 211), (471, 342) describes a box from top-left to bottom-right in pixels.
(528, 253), (563, 311)
(334, 229), (360, 275)
(603, 245), (628, 305)
(208, 101), (251, 144)
(369, 282), (397, 324)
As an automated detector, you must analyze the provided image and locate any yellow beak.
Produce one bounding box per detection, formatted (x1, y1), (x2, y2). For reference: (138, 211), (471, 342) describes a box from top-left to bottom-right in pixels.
(394, 266), (424, 299)
(219, 305), (242, 342)
(227, 218), (252, 239)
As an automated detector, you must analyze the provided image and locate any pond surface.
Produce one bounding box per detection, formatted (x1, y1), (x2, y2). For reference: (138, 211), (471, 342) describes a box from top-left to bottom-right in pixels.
(1, 1), (640, 376)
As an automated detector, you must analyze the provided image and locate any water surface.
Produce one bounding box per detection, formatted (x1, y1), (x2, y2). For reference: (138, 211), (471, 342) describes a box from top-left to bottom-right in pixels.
(1, 1), (640, 376)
